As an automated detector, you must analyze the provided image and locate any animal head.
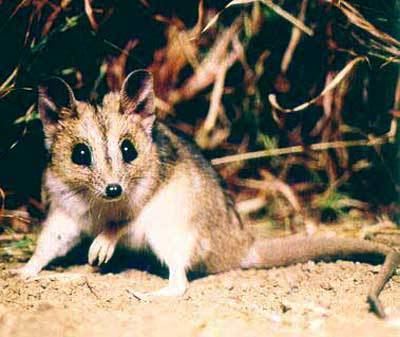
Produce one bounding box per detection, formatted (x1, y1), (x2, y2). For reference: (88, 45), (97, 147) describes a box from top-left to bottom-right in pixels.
(39, 70), (157, 202)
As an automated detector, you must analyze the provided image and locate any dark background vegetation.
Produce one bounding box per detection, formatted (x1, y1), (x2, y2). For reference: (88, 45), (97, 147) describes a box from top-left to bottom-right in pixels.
(0, 0), (399, 232)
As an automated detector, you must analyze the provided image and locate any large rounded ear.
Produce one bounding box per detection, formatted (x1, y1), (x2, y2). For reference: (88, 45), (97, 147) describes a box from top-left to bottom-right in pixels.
(120, 70), (155, 134)
(38, 77), (77, 135)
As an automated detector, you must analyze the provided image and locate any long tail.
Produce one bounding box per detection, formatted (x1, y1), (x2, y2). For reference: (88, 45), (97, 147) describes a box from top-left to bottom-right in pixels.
(240, 234), (400, 318)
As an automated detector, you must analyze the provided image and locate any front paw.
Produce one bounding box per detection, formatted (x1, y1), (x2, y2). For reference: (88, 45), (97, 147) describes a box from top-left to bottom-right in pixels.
(88, 233), (117, 266)
(10, 264), (40, 279)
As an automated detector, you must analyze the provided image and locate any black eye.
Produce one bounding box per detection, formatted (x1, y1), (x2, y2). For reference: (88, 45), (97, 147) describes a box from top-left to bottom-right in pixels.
(120, 139), (137, 163)
(71, 143), (92, 166)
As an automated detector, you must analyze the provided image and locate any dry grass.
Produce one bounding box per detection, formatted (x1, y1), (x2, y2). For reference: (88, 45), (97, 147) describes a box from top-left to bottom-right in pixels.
(0, 0), (399, 233)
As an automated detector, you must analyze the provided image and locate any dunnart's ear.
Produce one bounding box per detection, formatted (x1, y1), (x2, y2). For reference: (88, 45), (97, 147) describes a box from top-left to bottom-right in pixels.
(38, 77), (77, 137)
(120, 70), (156, 134)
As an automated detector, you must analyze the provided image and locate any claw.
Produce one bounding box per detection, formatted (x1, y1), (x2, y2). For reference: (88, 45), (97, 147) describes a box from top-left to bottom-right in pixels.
(104, 244), (115, 264)
(97, 245), (106, 265)
(88, 240), (100, 265)
(88, 233), (117, 266)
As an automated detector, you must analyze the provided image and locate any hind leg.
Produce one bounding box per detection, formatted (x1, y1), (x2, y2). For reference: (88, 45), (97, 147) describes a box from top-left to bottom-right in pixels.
(150, 261), (188, 296)
(130, 261), (188, 301)
(128, 225), (194, 300)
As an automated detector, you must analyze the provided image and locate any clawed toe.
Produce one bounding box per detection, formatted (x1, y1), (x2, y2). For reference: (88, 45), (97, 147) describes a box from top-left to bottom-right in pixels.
(88, 234), (117, 266)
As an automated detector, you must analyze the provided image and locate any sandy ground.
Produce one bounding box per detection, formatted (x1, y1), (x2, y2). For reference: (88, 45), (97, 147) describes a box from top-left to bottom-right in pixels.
(2, 237), (400, 337)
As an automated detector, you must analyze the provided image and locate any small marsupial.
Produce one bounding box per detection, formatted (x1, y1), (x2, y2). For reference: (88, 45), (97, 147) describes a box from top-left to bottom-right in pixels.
(16, 70), (400, 318)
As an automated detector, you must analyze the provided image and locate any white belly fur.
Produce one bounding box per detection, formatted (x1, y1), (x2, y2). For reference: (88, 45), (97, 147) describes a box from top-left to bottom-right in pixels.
(128, 171), (197, 270)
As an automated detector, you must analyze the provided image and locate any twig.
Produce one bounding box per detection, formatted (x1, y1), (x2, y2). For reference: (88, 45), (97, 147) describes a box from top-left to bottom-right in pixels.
(0, 67), (18, 98)
(41, 2), (63, 36)
(196, 56), (229, 147)
(328, 0), (400, 49)
(212, 119), (397, 165)
(281, 0), (309, 74)
(269, 56), (366, 113)
(0, 105), (34, 157)
(126, 289), (144, 302)
(260, 169), (301, 212)
(85, 278), (100, 299)
(261, 0), (313, 37)
(0, 187), (5, 213)
(202, 0), (313, 37)
(171, 19), (241, 104)
(84, 0), (99, 31)
(190, 0), (205, 38)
